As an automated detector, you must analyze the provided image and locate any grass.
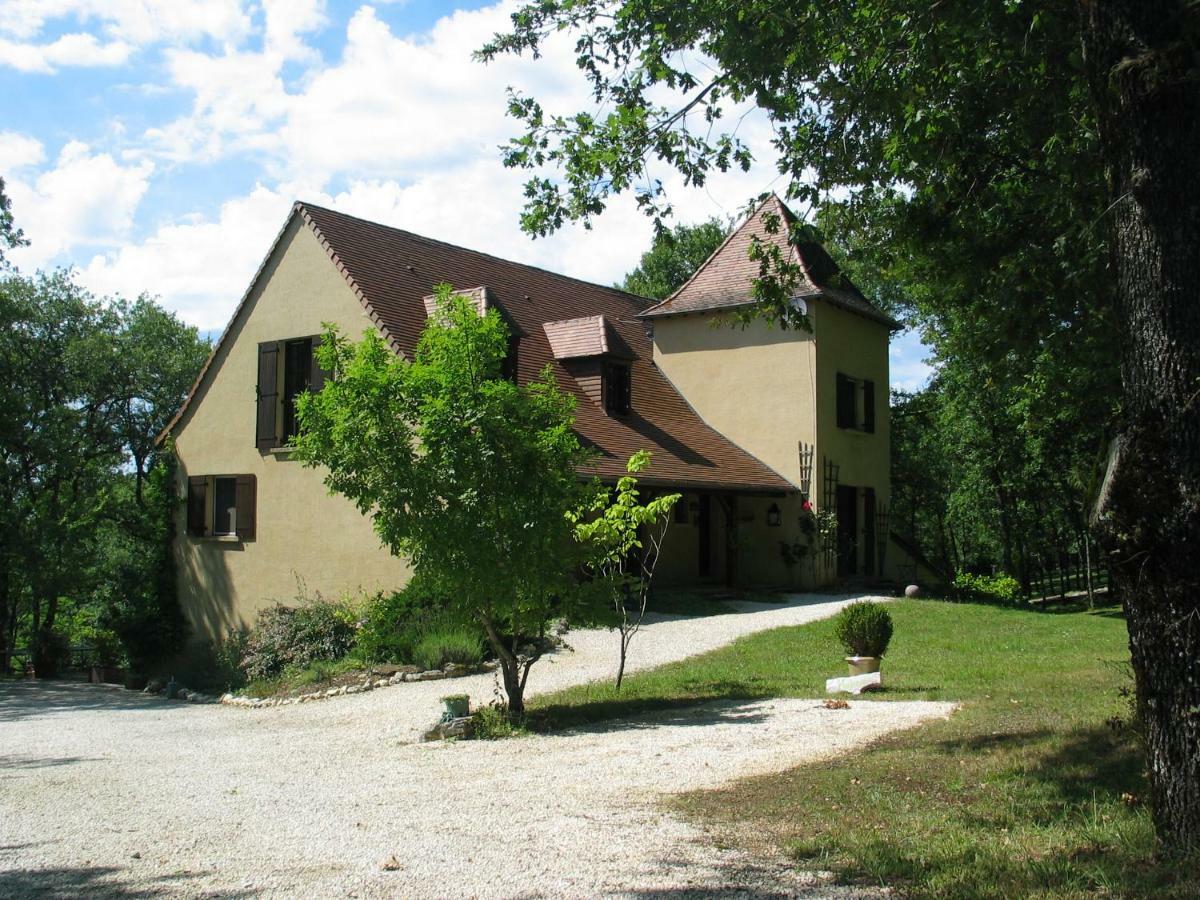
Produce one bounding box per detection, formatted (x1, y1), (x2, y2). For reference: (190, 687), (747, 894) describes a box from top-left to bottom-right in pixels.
(529, 598), (1195, 898)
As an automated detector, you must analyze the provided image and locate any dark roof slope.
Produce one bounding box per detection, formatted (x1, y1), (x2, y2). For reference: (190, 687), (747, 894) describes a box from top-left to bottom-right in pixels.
(298, 203), (792, 493)
(641, 194), (900, 329)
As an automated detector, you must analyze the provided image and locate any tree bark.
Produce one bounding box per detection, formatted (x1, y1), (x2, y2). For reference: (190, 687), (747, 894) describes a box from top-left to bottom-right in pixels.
(1081, 0), (1200, 855)
(481, 615), (526, 716)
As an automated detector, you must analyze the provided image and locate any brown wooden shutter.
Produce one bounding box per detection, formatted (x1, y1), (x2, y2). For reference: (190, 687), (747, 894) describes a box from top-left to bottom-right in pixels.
(235, 474), (256, 542)
(308, 335), (327, 394)
(256, 341), (280, 450)
(863, 380), (876, 433)
(187, 476), (207, 537)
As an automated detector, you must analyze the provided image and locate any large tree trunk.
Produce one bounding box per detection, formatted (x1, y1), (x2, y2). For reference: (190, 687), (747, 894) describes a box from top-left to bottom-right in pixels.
(1081, 0), (1200, 855)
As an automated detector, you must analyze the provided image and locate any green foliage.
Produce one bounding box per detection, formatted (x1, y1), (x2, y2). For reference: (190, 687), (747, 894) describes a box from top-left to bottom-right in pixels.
(952, 571), (1024, 606)
(239, 595), (358, 682)
(412, 626), (485, 671)
(0, 270), (208, 676)
(618, 218), (730, 300)
(293, 283), (594, 713)
(832, 601), (894, 658)
(572, 450), (680, 687)
(0, 176), (26, 265)
(31, 628), (71, 678)
(355, 576), (445, 664)
(480, 0), (1118, 585)
(470, 703), (529, 740)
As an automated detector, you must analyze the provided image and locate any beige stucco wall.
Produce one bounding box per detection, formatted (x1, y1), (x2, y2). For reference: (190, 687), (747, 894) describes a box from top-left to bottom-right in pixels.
(650, 314), (817, 483)
(171, 217), (411, 642)
(650, 303), (893, 586)
(812, 300), (894, 579)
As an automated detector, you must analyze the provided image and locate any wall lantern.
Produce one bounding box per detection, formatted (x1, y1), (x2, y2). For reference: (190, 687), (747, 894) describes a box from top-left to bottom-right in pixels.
(766, 503), (782, 527)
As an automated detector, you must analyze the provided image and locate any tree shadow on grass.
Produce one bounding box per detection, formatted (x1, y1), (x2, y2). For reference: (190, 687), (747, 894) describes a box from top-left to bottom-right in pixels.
(0, 865), (251, 899)
(1024, 723), (1146, 804)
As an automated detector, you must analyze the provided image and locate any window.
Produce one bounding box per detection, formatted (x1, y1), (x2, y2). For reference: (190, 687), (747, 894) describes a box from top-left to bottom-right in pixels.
(603, 362), (631, 416)
(187, 474), (256, 541)
(212, 477), (238, 535)
(835, 372), (876, 433)
(256, 336), (327, 450)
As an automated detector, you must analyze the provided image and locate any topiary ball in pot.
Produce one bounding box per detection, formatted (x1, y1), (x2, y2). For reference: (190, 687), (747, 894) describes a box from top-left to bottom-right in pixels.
(833, 601), (894, 676)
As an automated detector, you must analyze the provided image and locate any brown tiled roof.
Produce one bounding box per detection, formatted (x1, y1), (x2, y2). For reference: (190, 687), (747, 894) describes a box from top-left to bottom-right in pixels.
(641, 194), (900, 330)
(290, 203), (793, 493)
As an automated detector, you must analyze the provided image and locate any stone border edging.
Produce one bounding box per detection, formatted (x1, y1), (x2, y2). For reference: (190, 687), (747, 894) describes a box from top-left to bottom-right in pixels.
(217, 661), (499, 709)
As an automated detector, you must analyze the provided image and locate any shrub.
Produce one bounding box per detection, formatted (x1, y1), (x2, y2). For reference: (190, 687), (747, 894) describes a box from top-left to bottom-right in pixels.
(412, 625), (485, 671)
(833, 601), (894, 658)
(240, 597), (357, 681)
(471, 703), (527, 740)
(355, 577), (444, 663)
(953, 571), (1023, 605)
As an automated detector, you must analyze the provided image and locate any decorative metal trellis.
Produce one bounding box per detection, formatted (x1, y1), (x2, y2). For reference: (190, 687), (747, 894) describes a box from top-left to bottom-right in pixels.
(797, 441), (815, 499)
(875, 501), (891, 578)
(821, 455), (840, 574)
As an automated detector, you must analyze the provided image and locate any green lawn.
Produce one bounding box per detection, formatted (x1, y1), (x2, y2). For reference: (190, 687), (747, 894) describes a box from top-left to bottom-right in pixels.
(531, 599), (1196, 898)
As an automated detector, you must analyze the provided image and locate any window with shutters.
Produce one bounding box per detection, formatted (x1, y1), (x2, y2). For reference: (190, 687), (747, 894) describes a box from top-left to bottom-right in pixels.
(835, 372), (876, 433)
(187, 474), (257, 541)
(603, 362), (631, 416)
(257, 335), (327, 450)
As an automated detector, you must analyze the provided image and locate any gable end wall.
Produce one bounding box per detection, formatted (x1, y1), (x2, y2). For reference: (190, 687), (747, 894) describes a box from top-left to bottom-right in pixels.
(171, 217), (411, 641)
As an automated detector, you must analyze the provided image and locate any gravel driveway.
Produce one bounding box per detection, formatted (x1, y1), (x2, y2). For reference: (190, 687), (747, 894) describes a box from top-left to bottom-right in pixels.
(1, 593), (956, 898)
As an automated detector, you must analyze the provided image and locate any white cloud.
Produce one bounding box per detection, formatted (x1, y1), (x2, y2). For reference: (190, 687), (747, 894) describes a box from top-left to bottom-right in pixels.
(79, 185), (291, 326)
(6, 141), (153, 265)
(6, 1), (788, 335)
(0, 131), (45, 171)
(0, 32), (132, 73)
(0, 0), (252, 46)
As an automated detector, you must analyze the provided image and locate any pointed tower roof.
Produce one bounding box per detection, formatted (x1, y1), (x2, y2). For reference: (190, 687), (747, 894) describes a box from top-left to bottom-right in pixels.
(639, 194), (899, 329)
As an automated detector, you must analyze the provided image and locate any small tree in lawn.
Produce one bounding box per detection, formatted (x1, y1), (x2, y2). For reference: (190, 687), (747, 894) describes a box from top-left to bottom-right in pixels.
(573, 451), (680, 690)
(293, 284), (591, 716)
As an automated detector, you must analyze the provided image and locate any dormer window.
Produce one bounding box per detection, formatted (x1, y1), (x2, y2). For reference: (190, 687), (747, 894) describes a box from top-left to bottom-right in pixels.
(603, 362), (632, 416)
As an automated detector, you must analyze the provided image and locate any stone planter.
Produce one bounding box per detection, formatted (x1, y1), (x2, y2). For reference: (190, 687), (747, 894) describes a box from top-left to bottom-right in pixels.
(845, 656), (881, 677)
(441, 694), (470, 720)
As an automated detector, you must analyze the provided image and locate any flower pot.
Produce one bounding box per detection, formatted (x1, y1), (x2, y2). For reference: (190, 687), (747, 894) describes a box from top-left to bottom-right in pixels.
(441, 695), (470, 720)
(846, 656), (881, 677)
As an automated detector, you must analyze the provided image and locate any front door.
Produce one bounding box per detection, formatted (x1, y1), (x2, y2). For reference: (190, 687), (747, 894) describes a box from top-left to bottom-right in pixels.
(836, 485), (858, 576)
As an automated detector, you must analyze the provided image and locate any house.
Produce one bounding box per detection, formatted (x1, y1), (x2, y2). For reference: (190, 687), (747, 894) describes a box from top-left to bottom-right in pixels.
(162, 195), (899, 641)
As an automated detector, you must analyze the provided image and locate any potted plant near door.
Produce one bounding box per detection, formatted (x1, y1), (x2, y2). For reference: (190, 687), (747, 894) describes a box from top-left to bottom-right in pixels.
(833, 601), (894, 676)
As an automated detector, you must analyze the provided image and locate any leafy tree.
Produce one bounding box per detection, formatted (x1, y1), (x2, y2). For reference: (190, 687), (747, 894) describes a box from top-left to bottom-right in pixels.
(479, 0), (1199, 853)
(0, 271), (206, 675)
(0, 177), (26, 267)
(294, 284), (593, 715)
(572, 450), (679, 689)
(618, 218), (729, 300)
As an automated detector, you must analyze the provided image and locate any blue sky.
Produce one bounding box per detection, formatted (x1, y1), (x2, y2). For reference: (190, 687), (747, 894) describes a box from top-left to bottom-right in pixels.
(1, 0), (931, 390)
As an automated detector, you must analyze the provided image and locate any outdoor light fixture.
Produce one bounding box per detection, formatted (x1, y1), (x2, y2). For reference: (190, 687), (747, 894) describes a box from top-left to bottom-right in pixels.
(767, 503), (782, 527)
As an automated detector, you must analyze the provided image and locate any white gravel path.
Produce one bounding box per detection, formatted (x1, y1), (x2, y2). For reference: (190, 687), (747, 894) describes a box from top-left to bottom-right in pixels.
(0, 593), (956, 898)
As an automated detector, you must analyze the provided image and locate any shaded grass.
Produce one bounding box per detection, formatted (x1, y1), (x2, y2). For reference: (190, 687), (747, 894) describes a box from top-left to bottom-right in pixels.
(531, 599), (1194, 897)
